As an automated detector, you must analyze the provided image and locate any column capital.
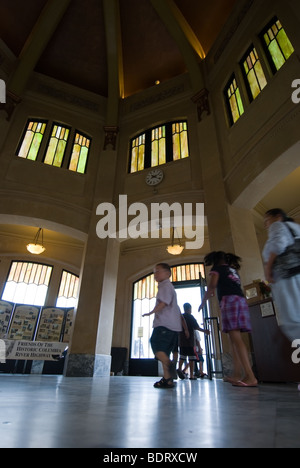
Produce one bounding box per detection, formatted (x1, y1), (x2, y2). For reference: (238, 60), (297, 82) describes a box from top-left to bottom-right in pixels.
(0, 90), (22, 120)
(191, 88), (210, 122)
(103, 126), (119, 151)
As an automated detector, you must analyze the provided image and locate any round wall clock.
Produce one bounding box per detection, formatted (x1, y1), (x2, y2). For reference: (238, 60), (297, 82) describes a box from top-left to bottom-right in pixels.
(145, 168), (164, 186)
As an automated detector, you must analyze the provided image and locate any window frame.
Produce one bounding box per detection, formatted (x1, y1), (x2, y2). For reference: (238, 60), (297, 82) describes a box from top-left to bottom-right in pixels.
(128, 120), (190, 174)
(224, 74), (245, 126)
(68, 130), (91, 174)
(16, 119), (48, 161)
(43, 121), (71, 168)
(56, 269), (79, 308)
(1, 261), (53, 307)
(240, 44), (268, 102)
(260, 16), (295, 74)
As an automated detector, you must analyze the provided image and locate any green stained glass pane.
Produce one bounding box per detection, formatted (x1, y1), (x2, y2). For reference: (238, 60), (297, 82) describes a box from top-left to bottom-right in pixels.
(28, 133), (43, 160)
(236, 89), (244, 116)
(277, 29), (294, 59)
(77, 147), (88, 174)
(269, 41), (285, 70)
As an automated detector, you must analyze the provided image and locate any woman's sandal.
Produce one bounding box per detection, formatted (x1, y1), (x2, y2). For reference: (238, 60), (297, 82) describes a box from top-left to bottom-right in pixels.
(154, 378), (174, 389)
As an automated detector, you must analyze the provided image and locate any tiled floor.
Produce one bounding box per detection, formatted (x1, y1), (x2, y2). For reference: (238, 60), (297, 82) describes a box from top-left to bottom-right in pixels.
(0, 375), (299, 448)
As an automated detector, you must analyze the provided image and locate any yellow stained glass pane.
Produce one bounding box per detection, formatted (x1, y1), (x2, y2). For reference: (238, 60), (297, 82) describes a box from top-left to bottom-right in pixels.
(44, 125), (69, 167)
(17, 121), (46, 160)
(131, 146), (138, 173)
(138, 144), (145, 171)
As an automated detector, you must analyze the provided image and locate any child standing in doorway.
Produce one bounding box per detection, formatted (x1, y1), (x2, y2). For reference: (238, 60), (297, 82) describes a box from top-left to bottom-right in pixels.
(198, 251), (257, 387)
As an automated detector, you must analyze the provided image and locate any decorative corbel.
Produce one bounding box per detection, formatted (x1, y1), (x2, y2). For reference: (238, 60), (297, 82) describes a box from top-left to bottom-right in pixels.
(0, 90), (22, 121)
(103, 126), (119, 151)
(191, 88), (210, 122)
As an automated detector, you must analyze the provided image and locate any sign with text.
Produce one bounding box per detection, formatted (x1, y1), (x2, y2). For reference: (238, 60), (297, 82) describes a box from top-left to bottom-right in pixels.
(3, 340), (67, 361)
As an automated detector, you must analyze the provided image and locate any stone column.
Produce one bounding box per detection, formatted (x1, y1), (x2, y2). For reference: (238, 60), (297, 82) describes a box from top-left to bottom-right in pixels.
(65, 147), (120, 377)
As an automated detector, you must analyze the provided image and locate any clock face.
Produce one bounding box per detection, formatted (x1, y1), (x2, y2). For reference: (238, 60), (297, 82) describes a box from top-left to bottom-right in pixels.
(145, 169), (164, 186)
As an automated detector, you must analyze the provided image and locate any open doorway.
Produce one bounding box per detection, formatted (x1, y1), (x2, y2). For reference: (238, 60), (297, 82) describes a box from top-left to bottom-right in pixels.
(129, 264), (223, 377)
(175, 285), (208, 376)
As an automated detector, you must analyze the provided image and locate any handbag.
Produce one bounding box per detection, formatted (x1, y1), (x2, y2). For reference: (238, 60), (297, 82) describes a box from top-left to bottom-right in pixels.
(272, 223), (300, 279)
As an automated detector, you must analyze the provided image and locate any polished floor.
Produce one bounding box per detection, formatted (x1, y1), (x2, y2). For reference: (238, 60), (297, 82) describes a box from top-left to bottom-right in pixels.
(0, 374), (300, 448)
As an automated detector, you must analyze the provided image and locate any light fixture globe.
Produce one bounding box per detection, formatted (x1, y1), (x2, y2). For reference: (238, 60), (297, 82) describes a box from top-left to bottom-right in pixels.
(167, 244), (184, 256)
(26, 228), (46, 255)
(167, 227), (184, 256)
(26, 243), (46, 255)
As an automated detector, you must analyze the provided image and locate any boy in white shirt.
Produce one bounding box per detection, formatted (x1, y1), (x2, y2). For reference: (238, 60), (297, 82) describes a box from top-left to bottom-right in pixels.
(143, 263), (182, 388)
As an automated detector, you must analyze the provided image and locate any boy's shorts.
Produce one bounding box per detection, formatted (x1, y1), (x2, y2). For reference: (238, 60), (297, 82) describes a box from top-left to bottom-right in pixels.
(150, 327), (178, 357)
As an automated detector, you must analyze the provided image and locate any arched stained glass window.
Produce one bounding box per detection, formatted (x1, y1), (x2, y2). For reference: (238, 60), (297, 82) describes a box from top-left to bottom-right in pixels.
(1, 261), (53, 306)
(44, 123), (70, 167)
(129, 121), (190, 173)
(56, 270), (79, 308)
(151, 126), (166, 167)
(69, 132), (91, 174)
(17, 120), (47, 161)
(261, 17), (294, 73)
(172, 122), (189, 161)
(241, 46), (267, 101)
(224, 75), (245, 125)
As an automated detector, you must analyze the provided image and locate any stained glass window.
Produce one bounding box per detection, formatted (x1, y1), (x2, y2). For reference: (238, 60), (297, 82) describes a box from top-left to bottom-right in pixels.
(261, 17), (294, 73)
(17, 120), (47, 161)
(130, 134), (146, 173)
(69, 132), (91, 174)
(44, 123), (70, 167)
(56, 270), (79, 308)
(129, 121), (190, 174)
(1, 261), (53, 306)
(172, 122), (189, 161)
(225, 76), (245, 125)
(151, 126), (166, 167)
(241, 46), (267, 101)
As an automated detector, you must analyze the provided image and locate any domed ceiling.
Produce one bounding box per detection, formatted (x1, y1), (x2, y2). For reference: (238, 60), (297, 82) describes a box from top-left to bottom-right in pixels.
(0, 0), (238, 98)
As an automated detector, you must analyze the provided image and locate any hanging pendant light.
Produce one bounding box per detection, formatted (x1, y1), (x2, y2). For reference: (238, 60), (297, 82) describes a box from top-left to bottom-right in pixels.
(167, 227), (184, 256)
(26, 228), (46, 255)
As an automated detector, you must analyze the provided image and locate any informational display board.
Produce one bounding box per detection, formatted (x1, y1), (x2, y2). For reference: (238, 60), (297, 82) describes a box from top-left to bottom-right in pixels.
(0, 300), (14, 339)
(35, 307), (65, 342)
(8, 305), (40, 341)
(62, 308), (74, 343)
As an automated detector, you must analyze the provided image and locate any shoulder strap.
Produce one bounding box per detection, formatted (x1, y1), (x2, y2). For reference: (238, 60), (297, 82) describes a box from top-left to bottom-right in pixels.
(284, 223), (298, 239)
